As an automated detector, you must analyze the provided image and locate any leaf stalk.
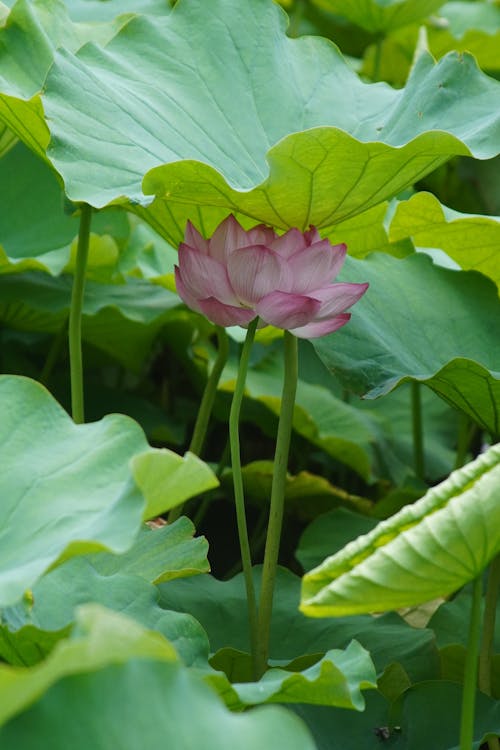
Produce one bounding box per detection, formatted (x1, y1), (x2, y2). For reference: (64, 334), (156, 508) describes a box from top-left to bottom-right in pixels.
(69, 203), (92, 424)
(255, 331), (298, 678)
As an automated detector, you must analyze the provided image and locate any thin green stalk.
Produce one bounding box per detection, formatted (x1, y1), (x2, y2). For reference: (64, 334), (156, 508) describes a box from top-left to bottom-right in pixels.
(479, 556), (500, 750)
(168, 326), (229, 523)
(69, 203), (92, 424)
(411, 381), (425, 481)
(256, 331), (298, 678)
(229, 317), (259, 673)
(40, 318), (68, 385)
(460, 574), (483, 750)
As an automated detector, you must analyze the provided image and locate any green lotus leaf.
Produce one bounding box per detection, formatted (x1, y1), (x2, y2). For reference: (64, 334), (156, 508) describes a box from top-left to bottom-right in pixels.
(311, 0), (445, 33)
(0, 375), (152, 607)
(131, 448), (219, 519)
(0, 142), (129, 277)
(391, 680), (500, 750)
(0, 605), (177, 725)
(312, 253), (500, 436)
(0, 271), (180, 370)
(0, 0), (127, 160)
(290, 691), (391, 750)
(33, 0), (500, 240)
(158, 567), (439, 682)
(389, 191), (500, 289)
(229, 641), (376, 709)
(0, 558), (210, 668)
(297, 509), (378, 572)
(300, 443), (500, 616)
(61, 0), (171, 22)
(0, 606), (316, 749)
(87, 517), (210, 583)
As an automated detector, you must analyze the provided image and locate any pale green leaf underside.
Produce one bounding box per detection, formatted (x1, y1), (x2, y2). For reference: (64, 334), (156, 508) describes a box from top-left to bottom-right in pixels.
(33, 0), (500, 238)
(312, 0), (446, 33)
(389, 191), (500, 289)
(313, 253), (500, 436)
(0, 376), (149, 607)
(87, 518), (210, 583)
(301, 443), (500, 616)
(229, 641), (376, 709)
(131, 448), (219, 519)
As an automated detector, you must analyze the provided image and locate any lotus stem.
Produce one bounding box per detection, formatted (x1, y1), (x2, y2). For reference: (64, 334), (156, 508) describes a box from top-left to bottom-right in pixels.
(69, 203), (92, 424)
(459, 574), (483, 750)
(168, 325), (229, 523)
(411, 381), (425, 481)
(479, 556), (500, 750)
(229, 317), (259, 674)
(256, 331), (298, 678)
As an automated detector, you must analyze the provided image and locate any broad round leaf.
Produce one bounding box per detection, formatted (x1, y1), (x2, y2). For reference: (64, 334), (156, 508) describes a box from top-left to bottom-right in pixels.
(301, 443), (500, 616)
(0, 558), (210, 668)
(0, 375), (150, 607)
(312, 253), (500, 435)
(0, 142), (128, 276)
(158, 567), (439, 682)
(35, 0), (500, 238)
(0, 607), (316, 749)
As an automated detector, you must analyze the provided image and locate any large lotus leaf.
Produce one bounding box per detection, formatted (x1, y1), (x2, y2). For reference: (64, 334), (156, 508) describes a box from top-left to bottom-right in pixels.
(131, 448), (219, 519)
(311, 0), (445, 32)
(0, 607), (316, 750)
(87, 518), (210, 583)
(230, 641), (376, 710)
(0, 558), (210, 668)
(158, 567), (439, 682)
(301, 443), (500, 616)
(297, 509), (378, 572)
(0, 271), (180, 370)
(37, 0), (500, 237)
(0, 375), (152, 607)
(0, 0), (126, 160)
(291, 691), (391, 750)
(0, 142), (130, 276)
(389, 192), (500, 289)
(61, 0), (171, 22)
(312, 252), (500, 436)
(390, 680), (500, 750)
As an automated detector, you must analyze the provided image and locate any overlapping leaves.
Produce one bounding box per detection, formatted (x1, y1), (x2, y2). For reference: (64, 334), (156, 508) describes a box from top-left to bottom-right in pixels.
(1, 0), (492, 241)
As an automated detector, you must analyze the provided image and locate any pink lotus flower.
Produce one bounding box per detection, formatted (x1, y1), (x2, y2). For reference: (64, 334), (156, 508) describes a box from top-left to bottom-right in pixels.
(175, 215), (368, 339)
